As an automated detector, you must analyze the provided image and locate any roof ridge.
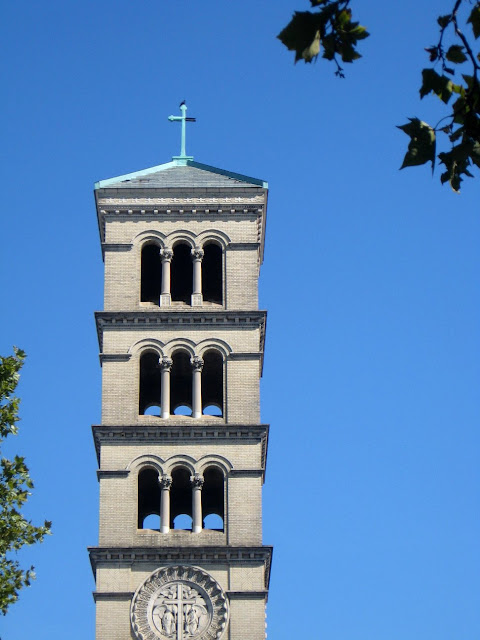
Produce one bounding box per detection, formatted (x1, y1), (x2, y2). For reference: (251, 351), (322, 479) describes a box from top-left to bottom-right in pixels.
(95, 160), (268, 190)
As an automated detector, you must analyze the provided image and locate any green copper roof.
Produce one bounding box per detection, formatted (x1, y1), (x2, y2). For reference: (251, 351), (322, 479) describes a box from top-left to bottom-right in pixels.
(94, 159), (268, 190)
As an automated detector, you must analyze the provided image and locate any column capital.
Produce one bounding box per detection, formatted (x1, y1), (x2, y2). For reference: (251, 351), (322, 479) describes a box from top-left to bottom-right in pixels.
(191, 247), (204, 261)
(191, 356), (204, 372)
(190, 473), (204, 489)
(160, 247), (173, 262)
(159, 474), (172, 490)
(159, 356), (173, 371)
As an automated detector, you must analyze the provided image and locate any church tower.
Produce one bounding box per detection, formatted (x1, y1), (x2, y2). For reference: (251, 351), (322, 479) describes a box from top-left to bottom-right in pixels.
(89, 105), (272, 640)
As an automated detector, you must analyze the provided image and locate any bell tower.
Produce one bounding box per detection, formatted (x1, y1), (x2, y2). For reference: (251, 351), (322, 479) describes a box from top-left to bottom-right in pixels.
(89, 105), (272, 640)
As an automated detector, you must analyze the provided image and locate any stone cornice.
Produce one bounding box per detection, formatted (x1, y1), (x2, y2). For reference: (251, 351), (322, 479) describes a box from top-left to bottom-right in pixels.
(88, 545), (273, 588)
(95, 310), (267, 355)
(101, 243), (132, 252)
(100, 353), (132, 363)
(93, 591), (133, 602)
(92, 424), (269, 472)
(226, 591), (269, 599)
(92, 590), (269, 602)
(228, 469), (264, 478)
(94, 190), (267, 265)
(96, 469), (130, 480)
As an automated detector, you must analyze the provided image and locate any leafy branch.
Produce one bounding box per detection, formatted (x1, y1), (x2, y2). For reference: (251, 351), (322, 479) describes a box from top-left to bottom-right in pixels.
(0, 348), (51, 615)
(278, 0), (480, 192)
(399, 0), (480, 191)
(277, 0), (369, 77)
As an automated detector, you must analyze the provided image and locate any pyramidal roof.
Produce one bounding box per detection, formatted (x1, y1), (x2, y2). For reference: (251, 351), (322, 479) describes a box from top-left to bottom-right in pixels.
(94, 159), (268, 190)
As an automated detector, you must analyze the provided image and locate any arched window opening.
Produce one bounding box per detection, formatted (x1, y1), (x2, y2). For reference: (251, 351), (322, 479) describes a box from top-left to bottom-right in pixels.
(170, 467), (192, 530)
(202, 243), (223, 304)
(171, 351), (192, 416)
(144, 405), (161, 416)
(173, 405), (192, 416)
(173, 514), (193, 530)
(143, 514), (161, 529)
(203, 514), (223, 529)
(202, 350), (223, 417)
(203, 405), (222, 417)
(138, 468), (160, 529)
(139, 352), (161, 415)
(171, 243), (193, 303)
(202, 466), (224, 531)
(141, 244), (162, 304)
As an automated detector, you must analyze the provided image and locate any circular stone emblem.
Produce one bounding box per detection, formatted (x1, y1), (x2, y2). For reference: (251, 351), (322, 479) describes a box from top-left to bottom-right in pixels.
(131, 566), (229, 640)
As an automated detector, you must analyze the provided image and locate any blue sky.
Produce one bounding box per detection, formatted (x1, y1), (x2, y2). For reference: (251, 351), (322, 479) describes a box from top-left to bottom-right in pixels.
(1, 1), (479, 639)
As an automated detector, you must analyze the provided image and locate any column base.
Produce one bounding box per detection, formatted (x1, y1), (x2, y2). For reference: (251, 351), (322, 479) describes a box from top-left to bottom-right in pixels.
(160, 294), (171, 307)
(191, 293), (203, 307)
(192, 525), (202, 534)
(160, 526), (170, 534)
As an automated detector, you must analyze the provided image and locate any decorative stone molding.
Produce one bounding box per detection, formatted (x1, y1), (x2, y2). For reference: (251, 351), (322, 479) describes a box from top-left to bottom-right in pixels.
(190, 474), (204, 489)
(95, 310), (266, 347)
(98, 196), (265, 206)
(160, 248), (173, 262)
(100, 353), (132, 364)
(130, 566), (229, 640)
(191, 247), (204, 261)
(160, 357), (173, 372)
(96, 469), (130, 480)
(159, 474), (173, 490)
(88, 546), (273, 589)
(91, 424), (269, 476)
(190, 356), (204, 372)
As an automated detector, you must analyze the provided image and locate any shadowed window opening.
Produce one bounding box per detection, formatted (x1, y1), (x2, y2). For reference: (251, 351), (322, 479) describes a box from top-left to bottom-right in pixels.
(170, 467), (192, 530)
(202, 243), (222, 304)
(141, 244), (162, 304)
(171, 243), (192, 303)
(171, 351), (192, 415)
(139, 352), (161, 415)
(202, 467), (224, 531)
(138, 468), (160, 529)
(202, 350), (223, 417)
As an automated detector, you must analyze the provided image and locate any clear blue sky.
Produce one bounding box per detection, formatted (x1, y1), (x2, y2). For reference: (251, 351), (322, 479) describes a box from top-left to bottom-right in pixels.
(1, 1), (479, 639)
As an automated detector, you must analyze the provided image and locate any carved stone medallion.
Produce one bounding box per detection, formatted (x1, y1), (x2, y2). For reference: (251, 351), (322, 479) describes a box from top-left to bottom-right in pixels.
(131, 566), (229, 640)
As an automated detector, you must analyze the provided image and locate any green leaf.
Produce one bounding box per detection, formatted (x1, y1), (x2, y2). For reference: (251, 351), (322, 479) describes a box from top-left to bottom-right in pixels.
(349, 24), (369, 40)
(0, 348), (52, 614)
(470, 141), (480, 168)
(437, 14), (451, 28)
(337, 8), (352, 29)
(439, 142), (475, 192)
(420, 68), (454, 103)
(397, 118), (436, 170)
(467, 4), (480, 39)
(277, 11), (324, 63)
(449, 126), (464, 142)
(446, 45), (467, 63)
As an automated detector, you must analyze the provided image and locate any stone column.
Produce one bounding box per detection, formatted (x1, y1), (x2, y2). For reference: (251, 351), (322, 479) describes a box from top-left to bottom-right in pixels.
(160, 248), (173, 307)
(191, 473), (204, 533)
(159, 474), (172, 534)
(160, 357), (173, 419)
(191, 356), (204, 419)
(191, 247), (204, 307)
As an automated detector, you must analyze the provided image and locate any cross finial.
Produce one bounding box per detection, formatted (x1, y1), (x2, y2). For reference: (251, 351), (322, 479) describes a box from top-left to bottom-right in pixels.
(168, 101), (196, 163)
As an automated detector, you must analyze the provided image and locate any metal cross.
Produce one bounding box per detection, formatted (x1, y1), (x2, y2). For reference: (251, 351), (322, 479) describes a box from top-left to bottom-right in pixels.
(168, 101), (196, 159)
